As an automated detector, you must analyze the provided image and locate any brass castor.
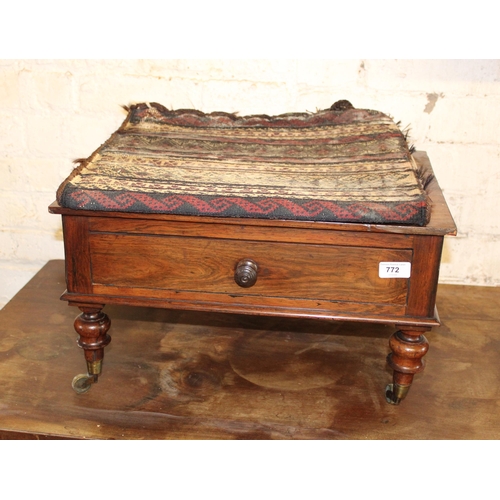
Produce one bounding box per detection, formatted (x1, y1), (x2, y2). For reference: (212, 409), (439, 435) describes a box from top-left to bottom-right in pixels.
(385, 383), (411, 405)
(71, 373), (97, 394)
(385, 384), (399, 405)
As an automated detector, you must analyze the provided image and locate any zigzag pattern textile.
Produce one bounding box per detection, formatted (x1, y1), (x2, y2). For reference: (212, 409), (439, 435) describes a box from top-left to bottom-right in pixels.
(57, 102), (430, 226)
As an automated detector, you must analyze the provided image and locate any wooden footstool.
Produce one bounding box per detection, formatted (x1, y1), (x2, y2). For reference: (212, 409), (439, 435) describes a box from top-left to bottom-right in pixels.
(49, 101), (456, 404)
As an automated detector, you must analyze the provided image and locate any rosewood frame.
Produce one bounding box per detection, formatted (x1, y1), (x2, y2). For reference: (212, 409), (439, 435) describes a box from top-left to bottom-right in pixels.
(49, 152), (456, 403)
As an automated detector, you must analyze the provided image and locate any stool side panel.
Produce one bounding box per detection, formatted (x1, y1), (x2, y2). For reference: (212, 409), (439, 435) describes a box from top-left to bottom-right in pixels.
(61, 215), (92, 294)
(405, 234), (444, 319)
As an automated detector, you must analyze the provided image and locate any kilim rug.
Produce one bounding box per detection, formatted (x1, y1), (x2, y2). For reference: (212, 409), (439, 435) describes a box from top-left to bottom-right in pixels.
(56, 101), (431, 226)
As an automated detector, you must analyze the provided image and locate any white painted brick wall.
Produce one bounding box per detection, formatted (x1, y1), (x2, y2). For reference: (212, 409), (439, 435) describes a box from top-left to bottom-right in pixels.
(1, 59), (499, 308)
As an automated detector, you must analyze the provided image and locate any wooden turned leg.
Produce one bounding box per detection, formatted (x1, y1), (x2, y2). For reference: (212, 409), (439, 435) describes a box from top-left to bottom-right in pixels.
(385, 327), (430, 405)
(72, 307), (111, 394)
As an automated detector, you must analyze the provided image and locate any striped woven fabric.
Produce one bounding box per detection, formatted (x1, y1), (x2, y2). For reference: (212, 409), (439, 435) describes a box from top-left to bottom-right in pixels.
(56, 101), (430, 225)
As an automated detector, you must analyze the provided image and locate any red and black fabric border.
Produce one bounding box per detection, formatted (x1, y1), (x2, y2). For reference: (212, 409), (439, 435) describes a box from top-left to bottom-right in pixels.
(60, 187), (429, 226)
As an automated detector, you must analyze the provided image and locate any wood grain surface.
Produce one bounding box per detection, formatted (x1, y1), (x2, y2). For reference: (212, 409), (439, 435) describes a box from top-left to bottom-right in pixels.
(0, 260), (497, 440)
(89, 232), (410, 304)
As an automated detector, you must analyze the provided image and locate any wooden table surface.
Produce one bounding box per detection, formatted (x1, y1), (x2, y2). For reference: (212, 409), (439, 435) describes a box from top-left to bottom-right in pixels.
(0, 260), (498, 440)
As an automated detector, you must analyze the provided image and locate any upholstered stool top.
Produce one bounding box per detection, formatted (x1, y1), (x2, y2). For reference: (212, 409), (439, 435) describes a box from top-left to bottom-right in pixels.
(56, 101), (430, 226)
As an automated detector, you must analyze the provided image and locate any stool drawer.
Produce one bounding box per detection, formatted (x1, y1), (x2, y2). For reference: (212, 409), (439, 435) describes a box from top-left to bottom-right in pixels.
(89, 232), (411, 306)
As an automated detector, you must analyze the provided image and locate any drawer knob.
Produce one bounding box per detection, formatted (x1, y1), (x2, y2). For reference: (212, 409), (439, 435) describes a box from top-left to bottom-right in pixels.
(234, 259), (258, 288)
